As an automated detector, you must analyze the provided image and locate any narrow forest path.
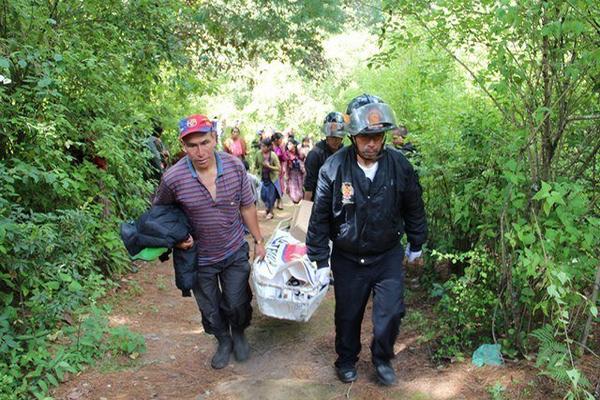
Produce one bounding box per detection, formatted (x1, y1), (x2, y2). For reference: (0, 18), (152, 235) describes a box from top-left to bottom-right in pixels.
(53, 199), (553, 400)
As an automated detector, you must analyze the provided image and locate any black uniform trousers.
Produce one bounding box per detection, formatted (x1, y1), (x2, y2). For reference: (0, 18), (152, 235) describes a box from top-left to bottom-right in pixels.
(331, 245), (406, 368)
(192, 242), (253, 338)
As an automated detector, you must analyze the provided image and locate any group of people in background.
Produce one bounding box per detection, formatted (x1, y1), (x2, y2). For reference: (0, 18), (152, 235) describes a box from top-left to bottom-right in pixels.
(146, 114), (417, 225)
(251, 130), (311, 218)
(218, 114), (352, 220)
(219, 124), (315, 219)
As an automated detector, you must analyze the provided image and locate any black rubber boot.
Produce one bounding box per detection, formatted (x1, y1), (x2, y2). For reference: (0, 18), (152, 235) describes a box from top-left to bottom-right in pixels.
(211, 335), (232, 369)
(231, 328), (250, 362)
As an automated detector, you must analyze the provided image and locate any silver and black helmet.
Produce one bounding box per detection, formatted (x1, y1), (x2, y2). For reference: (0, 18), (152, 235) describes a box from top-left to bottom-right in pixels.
(322, 111), (346, 138)
(345, 93), (397, 136)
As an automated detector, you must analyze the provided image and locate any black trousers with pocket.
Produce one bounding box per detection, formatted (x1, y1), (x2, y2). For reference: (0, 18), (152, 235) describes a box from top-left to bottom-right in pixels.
(331, 245), (406, 368)
(192, 242), (253, 338)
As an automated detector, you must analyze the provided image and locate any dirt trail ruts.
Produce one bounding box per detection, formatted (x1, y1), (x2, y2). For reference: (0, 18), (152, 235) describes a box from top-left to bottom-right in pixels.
(53, 201), (558, 400)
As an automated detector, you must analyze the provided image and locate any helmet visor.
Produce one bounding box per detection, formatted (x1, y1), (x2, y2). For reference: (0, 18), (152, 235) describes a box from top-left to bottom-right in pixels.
(348, 103), (397, 135)
(322, 121), (346, 138)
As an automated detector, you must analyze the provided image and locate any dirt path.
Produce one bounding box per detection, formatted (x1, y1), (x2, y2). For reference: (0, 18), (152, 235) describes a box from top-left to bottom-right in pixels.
(53, 201), (556, 400)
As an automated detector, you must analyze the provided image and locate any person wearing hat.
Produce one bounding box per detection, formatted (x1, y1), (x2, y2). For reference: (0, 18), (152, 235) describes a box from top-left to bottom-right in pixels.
(145, 118), (170, 182)
(391, 125), (418, 157)
(306, 94), (427, 386)
(303, 112), (346, 201)
(153, 114), (266, 370)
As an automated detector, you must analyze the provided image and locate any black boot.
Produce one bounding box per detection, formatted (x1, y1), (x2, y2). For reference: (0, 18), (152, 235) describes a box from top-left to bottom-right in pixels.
(335, 365), (358, 383)
(211, 335), (232, 369)
(374, 362), (397, 386)
(231, 328), (250, 362)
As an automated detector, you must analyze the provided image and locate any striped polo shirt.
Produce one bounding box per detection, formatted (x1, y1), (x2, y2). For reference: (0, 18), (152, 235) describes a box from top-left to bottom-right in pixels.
(153, 151), (255, 266)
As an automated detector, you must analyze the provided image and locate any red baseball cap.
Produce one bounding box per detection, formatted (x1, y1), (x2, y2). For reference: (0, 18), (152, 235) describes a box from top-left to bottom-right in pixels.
(178, 114), (214, 139)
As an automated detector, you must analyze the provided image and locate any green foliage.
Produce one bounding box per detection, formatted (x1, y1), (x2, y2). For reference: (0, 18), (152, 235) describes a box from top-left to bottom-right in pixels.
(0, 304), (145, 400)
(345, 3), (600, 396)
(0, 0), (597, 398)
(108, 326), (146, 356)
(196, 30), (378, 144)
(487, 382), (506, 400)
(123, 280), (144, 299)
(403, 310), (428, 332)
(193, 0), (346, 78)
(427, 250), (500, 359)
(531, 325), (594, 399)
(0, 0), (348, 397)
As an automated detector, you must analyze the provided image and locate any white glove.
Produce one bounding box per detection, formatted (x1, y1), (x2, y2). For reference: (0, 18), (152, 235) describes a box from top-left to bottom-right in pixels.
(405, 244), (422, 263)
(316, 267), (331, 286)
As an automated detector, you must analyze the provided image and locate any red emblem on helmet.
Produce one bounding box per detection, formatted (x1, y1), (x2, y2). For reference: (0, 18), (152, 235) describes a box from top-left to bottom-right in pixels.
(367, 110), (382, 125)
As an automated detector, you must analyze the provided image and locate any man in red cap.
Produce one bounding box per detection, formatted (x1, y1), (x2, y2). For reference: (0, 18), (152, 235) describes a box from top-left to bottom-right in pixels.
(154, 114), (266, 369)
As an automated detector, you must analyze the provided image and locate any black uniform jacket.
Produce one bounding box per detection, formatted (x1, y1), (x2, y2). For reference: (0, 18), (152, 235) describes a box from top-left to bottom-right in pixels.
(303, 139), (340, 197)
(120, 205), (197, 297)
(306, 146), (427, 267)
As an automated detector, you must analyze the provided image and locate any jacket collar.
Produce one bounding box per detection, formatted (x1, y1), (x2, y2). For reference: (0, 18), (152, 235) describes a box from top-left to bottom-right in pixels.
(317, 139), (341, 156)
(347, 146), (388, 194)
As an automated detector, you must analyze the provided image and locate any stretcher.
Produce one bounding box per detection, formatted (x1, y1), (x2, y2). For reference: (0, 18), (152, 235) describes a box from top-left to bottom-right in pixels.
(251, 219), (328, 322)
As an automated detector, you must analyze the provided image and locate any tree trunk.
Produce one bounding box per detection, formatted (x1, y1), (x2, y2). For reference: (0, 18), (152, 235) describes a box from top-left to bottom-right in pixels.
(580, 263), (600, 350)
(540, 27), (553, 183)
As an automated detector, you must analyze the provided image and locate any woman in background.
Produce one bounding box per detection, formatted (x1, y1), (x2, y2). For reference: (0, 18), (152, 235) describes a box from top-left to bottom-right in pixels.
(285, 139), (305, 204)
(271, 132), (287, 209)
(299, 136), (312, 159)
(254, 138), (281, 219)
(223, 127), (247, 160)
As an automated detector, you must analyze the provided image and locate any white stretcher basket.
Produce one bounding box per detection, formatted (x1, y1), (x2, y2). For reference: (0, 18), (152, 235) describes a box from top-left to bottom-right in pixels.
(251, 219), (329, 322)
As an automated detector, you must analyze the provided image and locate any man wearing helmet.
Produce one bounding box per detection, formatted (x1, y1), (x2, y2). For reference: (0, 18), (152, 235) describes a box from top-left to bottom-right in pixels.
(391, 125), (418, 159)
(302, 112), (346, 201)
(306, 94), (427, 386)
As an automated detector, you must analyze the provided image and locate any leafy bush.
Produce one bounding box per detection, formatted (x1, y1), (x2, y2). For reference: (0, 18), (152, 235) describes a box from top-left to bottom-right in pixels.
(0, 1), (351, 397)
(0, 1), (191, 397)
(0, 303), (145, 400)
(428, 250), (501, 360)
(342, 19), (600, 396)
(530, 325), (593, 396)
(108, 326), (146, 356)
